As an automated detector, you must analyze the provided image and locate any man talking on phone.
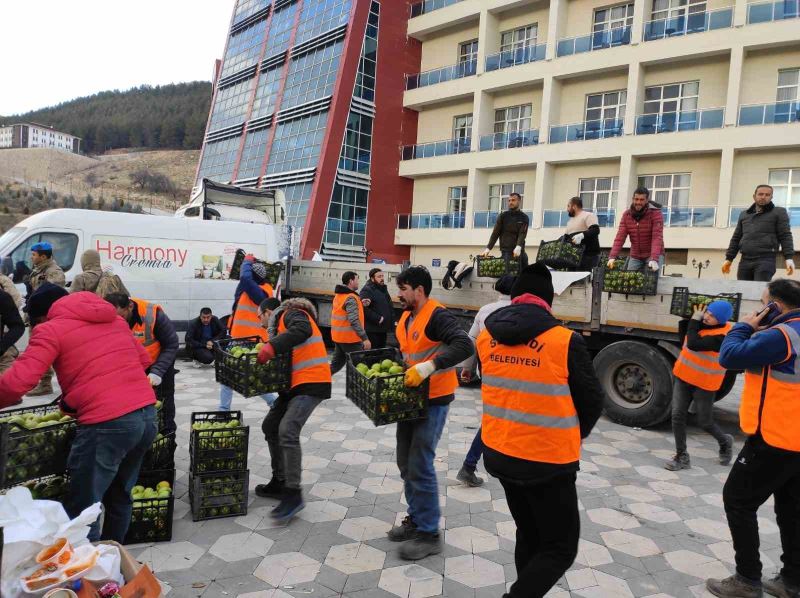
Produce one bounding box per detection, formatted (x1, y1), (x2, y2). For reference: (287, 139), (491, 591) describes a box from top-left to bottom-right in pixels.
(705, 279), (800, 598)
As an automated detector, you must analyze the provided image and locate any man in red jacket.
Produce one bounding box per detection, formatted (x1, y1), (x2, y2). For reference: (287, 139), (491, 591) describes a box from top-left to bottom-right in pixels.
(607, 187), (665, 272)
(0, 283), (156, 543)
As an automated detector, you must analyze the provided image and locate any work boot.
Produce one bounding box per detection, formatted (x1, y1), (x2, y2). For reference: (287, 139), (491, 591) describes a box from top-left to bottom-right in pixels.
(720, 434), (735, 466)
(270, 488), (304, 522)
(399, 530), (442, 561)
(26, 382), (54, 397)
(706, 574), (763, 597)
(387, 515), (417, 542)
(664, 452), (691, 471)
(255, 478), (285, 499)
(763, 574), (800, 597)
(456, 465), (484, 487)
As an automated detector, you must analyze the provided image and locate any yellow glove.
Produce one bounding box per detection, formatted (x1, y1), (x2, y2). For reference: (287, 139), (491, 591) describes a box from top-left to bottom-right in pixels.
(721, 260), (732, 275)
(404, 361), (436, 387)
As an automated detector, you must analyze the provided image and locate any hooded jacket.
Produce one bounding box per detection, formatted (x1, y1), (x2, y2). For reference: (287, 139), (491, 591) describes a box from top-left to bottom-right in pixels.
(70, 250), (103, 294)
(360, 280), (394, 333)
(0, 292), (155, 422)
(610, 203), (665, 261)
(481, 301), (604, 485)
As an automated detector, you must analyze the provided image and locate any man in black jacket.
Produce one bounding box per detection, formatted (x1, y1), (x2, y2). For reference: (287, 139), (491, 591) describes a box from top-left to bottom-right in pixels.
(481, 192), (529, 268)
(565, 196), (601, 270)
(186, 307), (225, 365)
(0, 289), (24, 380)
(360, 268), (393, 349)
(723, 184), (795, 281)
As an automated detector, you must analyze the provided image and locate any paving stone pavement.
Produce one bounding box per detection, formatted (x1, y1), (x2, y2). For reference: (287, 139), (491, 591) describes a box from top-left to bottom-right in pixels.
(122, 362), (780, 598)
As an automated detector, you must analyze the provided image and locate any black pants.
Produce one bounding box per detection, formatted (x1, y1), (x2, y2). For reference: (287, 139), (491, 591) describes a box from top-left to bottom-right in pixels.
(190, 347), (215, 364)
(671, 378), (728, 454)
(501, 474), (580, 598)
(366, 331), (387, 350)
(737, 256), (776, 281)
(154, 363), (176, 434)
(579, 253), (600, 271)
(330, 342), (362, 375)
(501, 249), (528, 270)
(723, 436), (800, 584)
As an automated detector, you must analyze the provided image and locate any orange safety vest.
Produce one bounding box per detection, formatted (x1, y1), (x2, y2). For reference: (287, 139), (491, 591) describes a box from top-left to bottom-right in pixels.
(229, 283), (274, 341)
(477, 325), (580, 465)
(672, 323), (732, 391)
(740, 317), (800, 451)
(131, 298), (162, 363)
(277, 309), (331, 388)
(396, 298), (458, 400)
(331, 292), (365, 344)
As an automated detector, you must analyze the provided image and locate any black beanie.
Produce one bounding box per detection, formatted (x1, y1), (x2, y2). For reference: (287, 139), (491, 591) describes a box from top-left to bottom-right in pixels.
(510, 263), (554, 306)
(494, 274), (516, 296)
(28, 282), (69, 320)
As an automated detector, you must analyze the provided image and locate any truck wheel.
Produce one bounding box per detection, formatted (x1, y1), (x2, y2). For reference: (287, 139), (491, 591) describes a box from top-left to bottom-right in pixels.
(593, 341), (673, 428)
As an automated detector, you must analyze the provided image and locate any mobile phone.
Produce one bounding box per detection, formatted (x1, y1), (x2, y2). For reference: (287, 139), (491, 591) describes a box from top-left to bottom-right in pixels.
(760, 301), (781, 324)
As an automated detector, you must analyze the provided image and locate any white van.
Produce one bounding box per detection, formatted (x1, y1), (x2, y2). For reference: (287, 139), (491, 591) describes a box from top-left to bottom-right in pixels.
(0, 209), (288, 329)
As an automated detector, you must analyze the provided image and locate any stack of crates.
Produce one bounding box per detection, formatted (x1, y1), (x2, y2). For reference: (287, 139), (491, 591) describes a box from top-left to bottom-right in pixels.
(188, 411), (249, 521)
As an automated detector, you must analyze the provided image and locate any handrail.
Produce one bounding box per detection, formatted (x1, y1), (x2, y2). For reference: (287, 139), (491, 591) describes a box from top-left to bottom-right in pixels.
(406, 59), (477, 90)
(401, 138), (472, 160)
(643, 6), (733, 40)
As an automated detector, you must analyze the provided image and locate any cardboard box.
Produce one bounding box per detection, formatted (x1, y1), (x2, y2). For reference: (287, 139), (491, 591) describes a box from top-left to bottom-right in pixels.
(88, 542), (163, 598)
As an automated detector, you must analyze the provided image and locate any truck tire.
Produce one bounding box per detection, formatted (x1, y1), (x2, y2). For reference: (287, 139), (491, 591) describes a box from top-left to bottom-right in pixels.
(593, 341), (674, 428)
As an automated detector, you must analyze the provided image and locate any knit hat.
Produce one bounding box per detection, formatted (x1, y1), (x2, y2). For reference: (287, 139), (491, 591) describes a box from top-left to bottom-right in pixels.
(706, 300), (733, 324)
(31, 242), (53, 253)
(494, 274), (516, 296)
(510, 263), (554, 306)
(27, 282), (68, 320)
(251, 261), (267, 283)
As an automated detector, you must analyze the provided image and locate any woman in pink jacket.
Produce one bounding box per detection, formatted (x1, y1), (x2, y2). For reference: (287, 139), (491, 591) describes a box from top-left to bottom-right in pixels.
(0, 283), (157, 542)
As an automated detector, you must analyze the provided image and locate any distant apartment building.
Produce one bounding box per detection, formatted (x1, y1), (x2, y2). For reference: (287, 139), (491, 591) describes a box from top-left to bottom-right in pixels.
(0, 123), (80, 154)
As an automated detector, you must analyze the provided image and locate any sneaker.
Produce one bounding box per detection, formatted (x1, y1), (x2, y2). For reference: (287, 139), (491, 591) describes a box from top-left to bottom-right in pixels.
(706, 574), (763, 597)
(26, 384), (54, 397)
(763, 574), (800, 598)
(456, 465), (484, 487)
(270, 489), (304, 522)
(387, 515), (417, 542)
(255, 478), (285, 499)
(399, 530), (442, 561)
(665, 453), (691, 471)
(720, 434), (735, 466)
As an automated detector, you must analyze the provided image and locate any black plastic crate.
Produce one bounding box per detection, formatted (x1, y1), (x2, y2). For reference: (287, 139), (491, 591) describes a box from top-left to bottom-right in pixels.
(345, 348), (428, 427)
(154, 385), (166, 432)
(214, 336), (291, 397)
(0, 404), (76, 488)
(475, 255), (519, 278)
(670, 287), (742, 321)
(190, 411), (249, 474)
(536, 239), (585, 270)
(189, 470), (249, 521)
(124, 469), (175, 545)
(601, 259), (659, 296)
(229, 250), (283, 286)
(2, 474), (71, 502)
(140, 431), (176, 472)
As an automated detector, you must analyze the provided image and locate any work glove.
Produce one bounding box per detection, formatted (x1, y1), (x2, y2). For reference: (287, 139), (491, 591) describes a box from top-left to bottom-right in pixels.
(648, 260), (659, 272)
(405, 360), (436, 388)
(571, 233), (584, 245)
(512, 245), (522, 258)
(787, 260), (796, 276)
(480, 248), (491, 257)
(721, 260), (732, 275)
(257, 342), (276, 364)
(606, 258), (616, 270)
(147, 373), (162, 387)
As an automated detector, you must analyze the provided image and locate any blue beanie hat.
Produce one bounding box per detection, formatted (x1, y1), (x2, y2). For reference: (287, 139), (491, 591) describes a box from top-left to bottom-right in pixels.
(706, 300), (733, 324)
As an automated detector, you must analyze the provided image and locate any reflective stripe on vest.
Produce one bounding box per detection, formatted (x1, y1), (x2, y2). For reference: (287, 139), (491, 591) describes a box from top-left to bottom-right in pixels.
(477, 325), (581, 464)
(278, 309), (331, 388)
(229, 284), (273, 341)
(672, 323), (732, 391)
(396, 298), (458, 400)
(740, 317), (800, 451)
(331, 292), (364, 344)
(132, 298), (161, 363)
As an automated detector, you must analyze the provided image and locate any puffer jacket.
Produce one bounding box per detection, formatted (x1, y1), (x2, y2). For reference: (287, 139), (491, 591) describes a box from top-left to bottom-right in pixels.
(69, 249), (103, 293)
(725, 201), (795, 261)
(610, 203), (665, 261)
(0, 292), (155, 423)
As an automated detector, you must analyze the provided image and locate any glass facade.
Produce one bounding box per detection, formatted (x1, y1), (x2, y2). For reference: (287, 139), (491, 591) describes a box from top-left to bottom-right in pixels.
(234, 0), (270, 23)
(267, 111), (329, 173)
(325, 184), (368, 246)
(222, 18), (269, 78)
(197, 135), (241, 183)
(339, 111), (372, 174)
(354, 4), (379, 101)
(281, 183), (315, 227)
(296, 0), (352, 45)
(237, 128), (270, 180)
(209, 77), (255, 131)
(265, 2), (299, 56)
(250, 65), (283, 119)
(282, 41), (344, 109)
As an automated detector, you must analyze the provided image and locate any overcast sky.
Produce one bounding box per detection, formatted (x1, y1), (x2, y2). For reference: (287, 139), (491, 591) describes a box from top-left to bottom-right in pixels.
(0, 1), (234, 115)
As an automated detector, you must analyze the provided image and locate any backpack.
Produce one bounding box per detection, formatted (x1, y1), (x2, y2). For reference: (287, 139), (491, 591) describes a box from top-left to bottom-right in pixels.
(95, 272), (129, 298)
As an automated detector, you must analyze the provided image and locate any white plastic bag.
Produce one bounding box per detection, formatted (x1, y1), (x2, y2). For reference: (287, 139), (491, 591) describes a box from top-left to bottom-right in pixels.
(84, 543), (124, 587)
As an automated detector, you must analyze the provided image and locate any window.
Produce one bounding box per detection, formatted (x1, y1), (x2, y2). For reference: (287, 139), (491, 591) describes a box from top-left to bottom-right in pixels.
(196, 135), (241, 184)
(459, 40), (479, 65)
(494, 104), (533, 134)
(221, 17), (269, 78)
(354, 2), (379, 101)
(209, 77), (256, 131)
(281, 40), (344, 109)
(579, 177), (618, 211)
(267, 110), (329, 174)
(339, 111), (373, 174)
(488, 183), (525, 212)
(638, 173), (691, 209)
(9, 232), (79, 273)
(265, 1), (299, 56)
(295, 0), (352, 45)
(586, 91), (627, 123)
(250, 65), (283, 119)
(448, 186), (468, 215)
(651, 0), (706, 22)
(279, 182), (315, 228)
(500, 24), (538, 52)
(234, 0), (270, 22)
(777, 69), (800, 102)
(237, 128), (270, 180)
(594, 3), (635, 31)
(769, 168), (800, 208)
(643, 81), (699, 115)
(324, 184), (368, 247)
(452, 114), (473, 142)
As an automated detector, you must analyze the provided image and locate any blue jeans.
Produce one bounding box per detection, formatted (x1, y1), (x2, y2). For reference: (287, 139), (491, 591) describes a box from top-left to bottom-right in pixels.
(396, 404), (449, 533)
(65, 406), (157, 542)
(464, 426), (483, 470)
(626, 255), (664, 271)
(219, 385), (277, 409)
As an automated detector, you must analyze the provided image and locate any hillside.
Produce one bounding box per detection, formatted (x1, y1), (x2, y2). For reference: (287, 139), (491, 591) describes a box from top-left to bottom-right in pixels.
(2, 82), (212, 154)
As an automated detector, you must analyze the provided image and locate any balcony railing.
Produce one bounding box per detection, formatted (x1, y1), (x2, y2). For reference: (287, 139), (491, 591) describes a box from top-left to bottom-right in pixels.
(549, 118), (624, 144)
(661, 206), (716, 227)
(747, 0), (799, 23)
(556, 26), (631, 57)
(473, 211), (535, 228)
(401, 138), (472, 160)
(479, 129), (540, 151)
(543, 209), (617, 228)
(397, 212), (467, 229)
(730, 206), (800, 226)
(406, 59), (477, 90)
(485, 43), (546, 72)
(410, 0), (465, 17)
(738, 101), (800, 126)
(643, 7), (733, 40)
(635, 108), (725, 134)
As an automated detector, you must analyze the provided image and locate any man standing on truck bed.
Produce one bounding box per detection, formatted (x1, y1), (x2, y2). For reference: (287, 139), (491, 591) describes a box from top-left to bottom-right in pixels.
(360, 268), (393, 349)
(565, 196), (601, 270)
(722, 184), (795, 281)
(607, 187), (664, 273)
(330, 271), (370, 375)
(481, 192), (529, 269)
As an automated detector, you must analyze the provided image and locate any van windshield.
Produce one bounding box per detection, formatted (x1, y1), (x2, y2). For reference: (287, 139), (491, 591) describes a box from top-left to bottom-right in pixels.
(0, 227), (25, 252)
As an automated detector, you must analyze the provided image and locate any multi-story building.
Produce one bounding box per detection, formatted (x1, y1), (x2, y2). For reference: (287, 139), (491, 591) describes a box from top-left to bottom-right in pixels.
(0, 123), (80, 154)
(397, 0), (800, 276)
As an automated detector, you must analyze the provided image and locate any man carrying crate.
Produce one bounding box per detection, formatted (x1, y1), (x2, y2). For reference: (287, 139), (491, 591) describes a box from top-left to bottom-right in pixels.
(480, 192), (529, 270)
(389, 266), (474, 560)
